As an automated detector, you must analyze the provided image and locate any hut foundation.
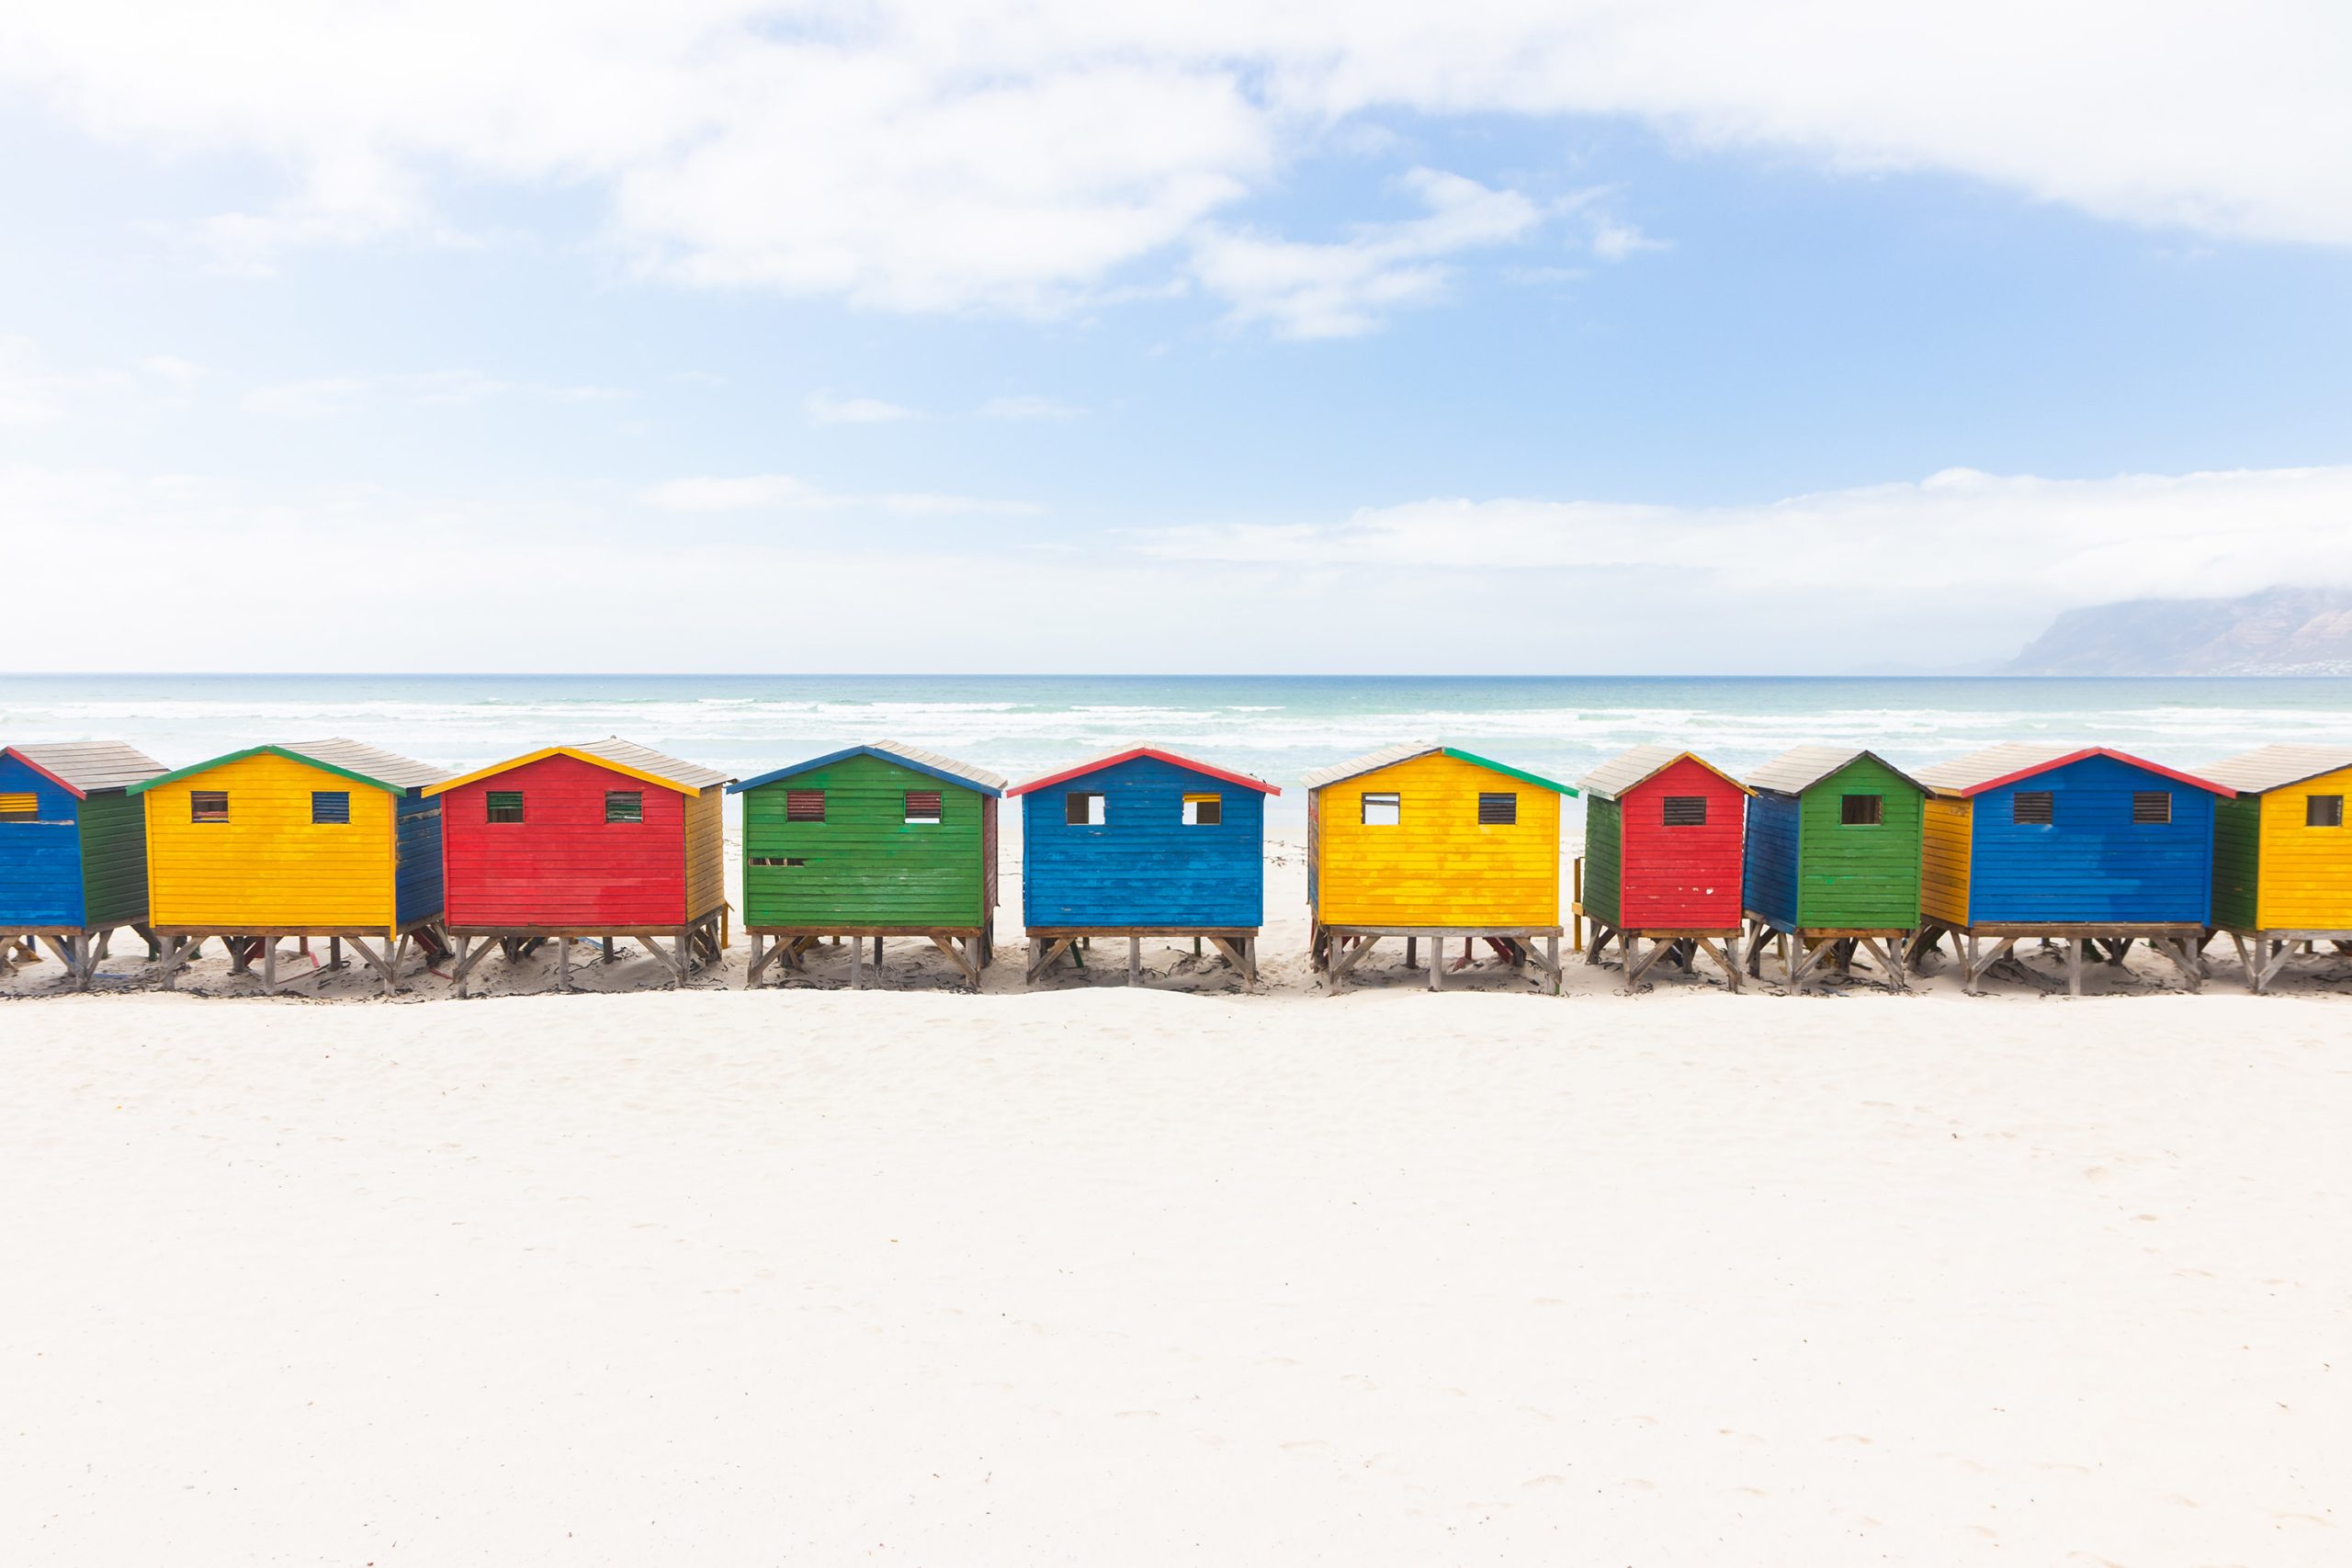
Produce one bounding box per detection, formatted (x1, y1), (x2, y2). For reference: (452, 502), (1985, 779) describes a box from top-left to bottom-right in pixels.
(748, 924), (990, 991)
(3, 923), (160, 991)
(1741, 917), (1913, 993)
(1585, 925), (1744, 995)
(1316, 923), (1563, 995)
(1028, 926), (1259, 990)
(447, 907), (726, 997)
(153, 920), (448, 998)
(1906, 921), (2207, 996)
(2214, 928), (2352, 994)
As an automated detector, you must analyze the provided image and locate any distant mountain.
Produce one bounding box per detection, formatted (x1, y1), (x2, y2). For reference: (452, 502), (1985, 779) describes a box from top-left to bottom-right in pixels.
(2006, 587), (2352, 675)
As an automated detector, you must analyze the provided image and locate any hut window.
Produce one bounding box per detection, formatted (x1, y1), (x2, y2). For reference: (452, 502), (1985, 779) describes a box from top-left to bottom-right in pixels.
(2132, 792), (2172, 826)
(786, 790), (826, 822)
(1362, 792), (1401, 826)
(1067, 792), (1106, 827)
(750, 856), (807, 867)
(0, 792), (36, 821)
(2012, 791), (2054, 825)
(605, 791), (644, 824)
(1840, 794), (1883, 826)
(1477, 793), (1517, 826)
(1182, 793), (1222, 826)
(2309, 795), (2345, 828)
(1662, 795), (1707, 827)
(190, 791), (229, 823)
(486, 791), (525, 824)
(311, 791), (350, 825)
(904, 790), (944, 824)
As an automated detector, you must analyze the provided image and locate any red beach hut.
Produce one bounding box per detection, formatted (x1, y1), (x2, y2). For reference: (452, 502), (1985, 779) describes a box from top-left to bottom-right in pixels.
(1576, 744), (1751, 991)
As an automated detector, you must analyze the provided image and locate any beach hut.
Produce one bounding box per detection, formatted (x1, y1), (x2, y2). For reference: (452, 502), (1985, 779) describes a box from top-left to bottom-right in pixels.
(130, 739), (450, 995)
(0, 741), (166, 988)
(1577, 745), (1750, 993)
(2201, 744), (2352, 992)
(424, 739), (732, 996)
(1911, 744), (2230, 994)
(1739, 746), (1928, 991)
(1011, 746), (1276, 987)
(1302, 743), (1573, 993)
(729, 740), (1005, 990)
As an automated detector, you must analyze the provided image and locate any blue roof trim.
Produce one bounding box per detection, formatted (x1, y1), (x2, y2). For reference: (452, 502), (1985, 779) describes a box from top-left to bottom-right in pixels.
(728, 744), (1007, 797)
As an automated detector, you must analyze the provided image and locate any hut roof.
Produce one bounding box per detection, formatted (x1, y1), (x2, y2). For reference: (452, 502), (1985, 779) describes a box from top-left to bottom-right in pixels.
(1009, 746), (1279, 797)
(1577, 745), (1750, 802)
(2196, 743), (2352, 795)
(1914, 743), (2230, 798)
(1298, 743), (1574, 795)
(730, 739), (1006, 797)
(427, 738), (732, 797)
(131, 739), (450, 796)
(2, 740), (167, 797)
(1744, 745), (1928, 797)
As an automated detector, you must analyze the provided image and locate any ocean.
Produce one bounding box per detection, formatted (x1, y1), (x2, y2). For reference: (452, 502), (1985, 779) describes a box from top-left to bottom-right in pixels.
(9, 673), (2352, 829)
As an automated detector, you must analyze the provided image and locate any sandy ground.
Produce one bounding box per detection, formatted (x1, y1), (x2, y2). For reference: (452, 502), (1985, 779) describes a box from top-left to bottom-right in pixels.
(6, 840), (2352, 1563)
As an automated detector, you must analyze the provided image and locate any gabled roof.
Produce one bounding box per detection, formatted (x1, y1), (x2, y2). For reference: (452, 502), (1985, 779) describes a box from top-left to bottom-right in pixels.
(1914, 743), (2230, 798)
(2197, 744), (2352, 795)
(2, 741), (167, 797)
(1744, 745), (1928, 798)
(1008, 746), (1279, 797)
(730, 739), (1006, 797)
(1298, 742), (1574, 795)
(426, 737), (733, 797)
(1577, 745), (1750, 802)
(130, 739), (449, 796)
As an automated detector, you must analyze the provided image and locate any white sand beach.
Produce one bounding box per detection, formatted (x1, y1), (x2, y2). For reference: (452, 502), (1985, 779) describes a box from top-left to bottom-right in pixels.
(6, 840), (2351, 1564)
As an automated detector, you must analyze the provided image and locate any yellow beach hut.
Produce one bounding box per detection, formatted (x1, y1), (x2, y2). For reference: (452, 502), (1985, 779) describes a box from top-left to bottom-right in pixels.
(2203, 743), (2352, 992)
(130, 739), (451, 995)
(1302, 742), (1574, 993)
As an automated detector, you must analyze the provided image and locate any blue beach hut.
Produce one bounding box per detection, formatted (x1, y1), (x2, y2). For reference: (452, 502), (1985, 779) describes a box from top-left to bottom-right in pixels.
(1912, 743), (2231, 994)
(0, 741), (167, 988)
(1008, 746), (1278, 986)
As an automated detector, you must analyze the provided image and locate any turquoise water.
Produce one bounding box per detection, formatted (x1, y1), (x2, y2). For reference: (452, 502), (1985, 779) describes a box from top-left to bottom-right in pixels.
(8, 673), (2352, 829)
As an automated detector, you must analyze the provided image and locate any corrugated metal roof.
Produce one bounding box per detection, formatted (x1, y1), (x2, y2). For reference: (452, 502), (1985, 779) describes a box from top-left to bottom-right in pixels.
(6, 740), (166, 795)
(571, 737), (733, 792)
(1297, 742), (1439, 792)
(730, 740), (1008, 796)
(1744, 745), (1927, 797)
(285, 739), (451, 791)
(866, 739), (1007, 793)
(2198, 743), (2352, 795)
(1008, 746), (1278, 796)
(1912, 743), (2078, 795)
(1577, 745), (1691, 801)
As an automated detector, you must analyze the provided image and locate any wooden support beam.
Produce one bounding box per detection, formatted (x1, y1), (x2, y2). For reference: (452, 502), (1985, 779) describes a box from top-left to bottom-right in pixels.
(1128, 935), (1141, 987)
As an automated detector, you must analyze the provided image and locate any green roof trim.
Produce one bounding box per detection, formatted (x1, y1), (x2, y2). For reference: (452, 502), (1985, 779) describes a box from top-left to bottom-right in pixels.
(128, 745), (410, 796)
(1441, 748), (1577, 795)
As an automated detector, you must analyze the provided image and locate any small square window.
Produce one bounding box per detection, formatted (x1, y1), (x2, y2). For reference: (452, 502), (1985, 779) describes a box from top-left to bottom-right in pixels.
(905, 790), (944, 824)
(311, 790), (350, 825)
(605, 790), (643, 824)
(2309, 794), (2345, 828)
(1182, 793), (1222, 826)
(2013, 791), (2054, 825)
(1362, 791), (1401, 826)
(1840, 794), (1883, 826)
(1662, 795), (1707, 827)
(2132, 792), (2171, 825)
(1067, 791), (1106, 827)
(191, 790), (229, 823)
(786, 790), (826, 822)
(0, 792), (37, 821)
(486, 790), (525, 824)
(1477, 792), (1517, 826)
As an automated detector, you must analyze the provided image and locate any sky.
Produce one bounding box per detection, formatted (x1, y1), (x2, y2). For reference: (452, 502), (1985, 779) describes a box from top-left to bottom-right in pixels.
(3, 1), (2350, 674)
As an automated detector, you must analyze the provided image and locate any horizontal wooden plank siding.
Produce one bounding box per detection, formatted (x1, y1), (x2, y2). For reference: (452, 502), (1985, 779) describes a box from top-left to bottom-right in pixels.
(1742, 790), (1801, 929)
(1968, 754), (2213, 924)
(76, 787), (151, 928)
(2252, 763), (2352, 929)
(1313, 751), (1557, 927)
(1581, 796), (1623, 930)
(0, 753), (84, 925)
(1920, 795), (1972, 925)
(1793, 755), (1922, 929)
(1023, 754), (1265, 928)
(145, 751), (396, 929)
(2211, 793), (2261, 930)
(744, 753), (987, 927)
(441, 753), (685, 927)
(683, 786), (725, 919)
(395, 794), (444, 928)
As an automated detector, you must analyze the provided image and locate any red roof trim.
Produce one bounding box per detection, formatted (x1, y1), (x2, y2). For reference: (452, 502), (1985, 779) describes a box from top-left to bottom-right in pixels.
(1008, 747), (1280, 796)
(0, 747), (86, 799)
(1951, 747), (2233, 798)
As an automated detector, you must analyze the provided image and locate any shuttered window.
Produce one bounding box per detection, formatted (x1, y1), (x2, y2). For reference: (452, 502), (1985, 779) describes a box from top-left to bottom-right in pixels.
(1840, 794), (1883, 826)
(2012, 791), (2054, 825)
(904, 790), (944, 824)
(1362, 792), (1401, 826)
(1477, 792), (1517, 825)
(750, 856), (807, 867)
(311, 791), (350, 825)
(0, 792), (36, 821)
(1182, 793), (1222, 826)
(2309, 794), (2345, 828)
(786, 790), (826, 822)
(191, 791), (229, 823)
(1662, 795), (1707, 827)
(1067, 792), (1106, 826)
(605, 791), (643, 824)
(2132, 792), (2172, 825)
(486, 791), (524, 824)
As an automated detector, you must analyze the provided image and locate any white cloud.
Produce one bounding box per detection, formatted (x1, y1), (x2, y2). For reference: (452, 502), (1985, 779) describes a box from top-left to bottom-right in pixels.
(976, 394), (1087, 422)
(805, 390), (919, 425)
(640, 471), (1038, 515)
(2, 3), (2343, 321)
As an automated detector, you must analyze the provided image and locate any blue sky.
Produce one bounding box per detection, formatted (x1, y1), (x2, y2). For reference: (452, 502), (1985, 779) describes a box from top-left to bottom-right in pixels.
(4, 4), (2350, 672)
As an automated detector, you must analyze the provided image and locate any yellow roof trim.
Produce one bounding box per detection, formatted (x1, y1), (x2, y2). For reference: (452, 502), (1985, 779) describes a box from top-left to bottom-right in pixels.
(422, 747), (702, 797)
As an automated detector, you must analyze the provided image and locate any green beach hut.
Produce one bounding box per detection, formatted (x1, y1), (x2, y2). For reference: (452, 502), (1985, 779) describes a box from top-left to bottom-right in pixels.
(1739, 746), (1927, 990)
(730, 740), (1006, 989)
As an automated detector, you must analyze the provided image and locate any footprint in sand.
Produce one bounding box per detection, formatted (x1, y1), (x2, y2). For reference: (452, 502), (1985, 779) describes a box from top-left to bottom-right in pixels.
(1824, 1433), (1873, 1446)
(1339, 1373), (1378, 1391)
(1522, 1474), (1566, 1489)
(1618, 1478), (1657, 1494)
(1282, 1438), (1330, 1453)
